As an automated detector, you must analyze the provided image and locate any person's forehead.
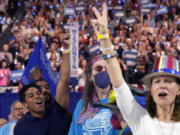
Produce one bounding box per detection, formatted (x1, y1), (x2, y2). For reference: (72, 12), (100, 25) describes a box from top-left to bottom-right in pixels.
(3, 44), (8, 48)
(51, 44), (56, 48)
(14, 102), (23, 108)
(42, 88), (50, 92)
(26, 87), (40, 94)
(36, 81), (50, 92)
(152, 75), (176, 80)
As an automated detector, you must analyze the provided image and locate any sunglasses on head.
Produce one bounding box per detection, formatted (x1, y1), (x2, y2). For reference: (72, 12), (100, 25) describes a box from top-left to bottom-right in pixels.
(94, 65), (105, 72)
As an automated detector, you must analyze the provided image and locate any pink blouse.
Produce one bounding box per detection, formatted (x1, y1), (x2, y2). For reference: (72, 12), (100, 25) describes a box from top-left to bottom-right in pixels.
(0, 68), (11, 86)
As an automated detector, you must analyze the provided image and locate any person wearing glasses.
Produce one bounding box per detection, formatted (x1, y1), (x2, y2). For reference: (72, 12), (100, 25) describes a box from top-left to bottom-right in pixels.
(68, 54), (124, 135)
(0, 119), (7, 129)
(0, 101), (24, 135)
(92, 4), (180, 135)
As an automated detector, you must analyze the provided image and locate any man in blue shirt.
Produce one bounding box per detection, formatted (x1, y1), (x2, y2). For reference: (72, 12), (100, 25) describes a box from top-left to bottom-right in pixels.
(14, 41), (70, 135)
(0, 101), (24, 135)
(0, 119), (7, 129)
(122, 38), (138, 83)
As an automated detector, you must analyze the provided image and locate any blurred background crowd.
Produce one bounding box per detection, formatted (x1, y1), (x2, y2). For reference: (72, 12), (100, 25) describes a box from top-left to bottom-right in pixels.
(0, 0), (179, 91)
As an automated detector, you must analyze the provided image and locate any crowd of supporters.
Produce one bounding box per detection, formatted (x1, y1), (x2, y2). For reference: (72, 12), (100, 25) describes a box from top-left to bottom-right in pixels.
(0, 0), (179, 90)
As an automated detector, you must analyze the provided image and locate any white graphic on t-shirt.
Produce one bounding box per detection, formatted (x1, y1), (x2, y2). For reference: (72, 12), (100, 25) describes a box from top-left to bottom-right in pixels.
(82, 109), (112, 135)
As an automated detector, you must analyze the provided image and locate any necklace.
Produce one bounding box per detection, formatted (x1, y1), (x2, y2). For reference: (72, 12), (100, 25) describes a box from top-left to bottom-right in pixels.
(156, 119), (175, 135)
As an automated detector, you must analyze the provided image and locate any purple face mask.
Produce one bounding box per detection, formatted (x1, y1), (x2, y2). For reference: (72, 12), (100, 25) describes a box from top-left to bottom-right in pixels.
(95, 71), (110, 89)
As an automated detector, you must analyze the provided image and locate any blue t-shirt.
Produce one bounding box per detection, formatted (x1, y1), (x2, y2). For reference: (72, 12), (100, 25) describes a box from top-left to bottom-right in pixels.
(68, 98), (120, 135)
(14, 99), (68, 135)
(0, 120), (16, 135)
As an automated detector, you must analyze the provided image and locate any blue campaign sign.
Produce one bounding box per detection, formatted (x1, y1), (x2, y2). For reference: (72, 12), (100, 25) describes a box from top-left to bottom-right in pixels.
(147, 3), (157, 9)
(114, 5), (123, 11)
(125, 17), (136, 25)
(140, 8), (151, 14)
(88, 42), (100, 56)
(10, 70), (24, 80)
(63, 24), (71, 30)
(75, 6), (85, 12)
(140, 0), (149, 5)
(64, 8), (75, 16)
(156, 6), (168, 15)
(115, 11), (125, 17)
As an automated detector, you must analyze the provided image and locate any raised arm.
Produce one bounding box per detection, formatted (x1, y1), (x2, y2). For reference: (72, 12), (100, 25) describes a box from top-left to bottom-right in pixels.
(91, 4), (124, 88)
(91, 4), (146, 131)
(55, 34), (70, 110)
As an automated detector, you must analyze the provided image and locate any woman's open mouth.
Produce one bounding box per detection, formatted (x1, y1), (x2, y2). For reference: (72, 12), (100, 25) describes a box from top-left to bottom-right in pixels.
(158, 92), (168, 99)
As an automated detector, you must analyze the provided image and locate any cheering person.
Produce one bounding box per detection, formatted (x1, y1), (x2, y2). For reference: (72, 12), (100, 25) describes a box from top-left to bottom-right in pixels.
(92, 4), (180, 135)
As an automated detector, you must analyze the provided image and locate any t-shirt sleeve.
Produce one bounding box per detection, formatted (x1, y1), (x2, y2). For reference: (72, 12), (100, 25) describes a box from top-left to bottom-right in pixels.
(0, 125), (5, 135)
(53, 99), (67, 114)
(0, 122), (11, 135)
(113, 82), (146, 131)
(68, 99), (84, 135)
(51, 99), (69, 134)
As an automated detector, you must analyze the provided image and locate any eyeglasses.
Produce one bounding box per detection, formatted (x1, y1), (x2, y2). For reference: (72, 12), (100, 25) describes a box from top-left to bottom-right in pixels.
(13, 108), (23, 111)
(94, 65), (105, 72)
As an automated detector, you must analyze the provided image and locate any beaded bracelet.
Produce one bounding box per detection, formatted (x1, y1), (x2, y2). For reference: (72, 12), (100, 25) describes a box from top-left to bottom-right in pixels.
(102, 53), (118, 60)
(97, 33), (110, 40)
(100, 46), (114, 51)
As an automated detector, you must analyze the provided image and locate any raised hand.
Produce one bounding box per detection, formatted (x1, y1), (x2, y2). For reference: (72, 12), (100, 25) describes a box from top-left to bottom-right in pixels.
(91, 4), (108, 34)
(60, 33), (70, 49)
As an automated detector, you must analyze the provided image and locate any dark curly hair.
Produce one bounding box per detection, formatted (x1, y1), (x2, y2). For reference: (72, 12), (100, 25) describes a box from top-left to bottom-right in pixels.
(19, 83), (42, 103)
(0, 60), (8, 68)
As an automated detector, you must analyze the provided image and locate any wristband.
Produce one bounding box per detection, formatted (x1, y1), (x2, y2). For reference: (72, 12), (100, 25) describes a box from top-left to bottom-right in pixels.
(102, 53), (118, 60)
(61, 48), (70, 54)
(97, 33), (109, 40)
(100, 46), (114, 51)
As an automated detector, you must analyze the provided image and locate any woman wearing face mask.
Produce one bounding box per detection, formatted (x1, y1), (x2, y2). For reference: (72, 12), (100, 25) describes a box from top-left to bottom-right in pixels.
(68, 55), (123, 135)
(92, 4), (180, 135)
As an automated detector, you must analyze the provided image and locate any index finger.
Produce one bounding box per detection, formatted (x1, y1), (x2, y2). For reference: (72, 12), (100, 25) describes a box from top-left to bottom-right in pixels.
(102, 3), (107, 18)
(92, 7), (101, 20)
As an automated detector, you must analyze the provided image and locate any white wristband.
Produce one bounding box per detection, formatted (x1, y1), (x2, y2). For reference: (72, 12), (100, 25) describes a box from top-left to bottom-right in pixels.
(100, 45), (114, 51)
(61, 47), (70, 54)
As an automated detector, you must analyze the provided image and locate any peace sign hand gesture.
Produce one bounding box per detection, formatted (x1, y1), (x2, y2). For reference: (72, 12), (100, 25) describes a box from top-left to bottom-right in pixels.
(91, 4), (108, 34)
